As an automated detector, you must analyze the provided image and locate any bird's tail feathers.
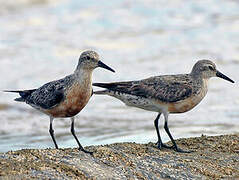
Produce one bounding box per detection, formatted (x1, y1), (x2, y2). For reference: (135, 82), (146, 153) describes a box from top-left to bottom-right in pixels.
(3, 90), (23, 93)
(93, 90), (109, 95)
(14, 97), (25, 102)
(93, 82), (117, 89)
(4, 89), (36, 102)
(93, 82), (117, 95)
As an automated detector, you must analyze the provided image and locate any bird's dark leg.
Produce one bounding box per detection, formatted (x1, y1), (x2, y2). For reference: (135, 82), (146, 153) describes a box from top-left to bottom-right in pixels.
(49, 117), (58, 149)
(71, 117), (93, 155)
(163, 112), (192, 153)
(154, 113), (173, 149)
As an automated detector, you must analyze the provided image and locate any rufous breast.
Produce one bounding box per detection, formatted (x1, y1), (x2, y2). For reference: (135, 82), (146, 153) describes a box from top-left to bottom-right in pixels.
(45, 82), (92, 118)
(168, 79), (208, 113)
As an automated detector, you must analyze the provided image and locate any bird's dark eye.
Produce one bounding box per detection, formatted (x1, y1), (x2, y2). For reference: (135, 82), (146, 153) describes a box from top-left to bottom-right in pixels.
(209, 66), (214, 70)
(86, 56), (90, 60)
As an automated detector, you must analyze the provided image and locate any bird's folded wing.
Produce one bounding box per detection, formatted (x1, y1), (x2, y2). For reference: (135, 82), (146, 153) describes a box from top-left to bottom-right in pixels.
(100, 76), (193, 103)
(26, 81), (66, 109)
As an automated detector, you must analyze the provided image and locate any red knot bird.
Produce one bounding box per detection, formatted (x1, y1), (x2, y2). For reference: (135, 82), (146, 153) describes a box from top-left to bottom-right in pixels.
(93, 60), (234, 153)
(5, 50), (115, 154)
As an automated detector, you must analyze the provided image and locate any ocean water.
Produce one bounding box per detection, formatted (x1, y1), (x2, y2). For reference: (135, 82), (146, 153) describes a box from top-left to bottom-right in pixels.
(0, 0), (238, 152)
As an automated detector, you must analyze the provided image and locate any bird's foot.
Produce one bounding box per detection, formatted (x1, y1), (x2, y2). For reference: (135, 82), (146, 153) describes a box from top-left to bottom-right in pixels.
(156, 141), (193, 153)
(79, 148), (93, 155)
(174, 147), (194, 153)
(156, 141), (174, 150)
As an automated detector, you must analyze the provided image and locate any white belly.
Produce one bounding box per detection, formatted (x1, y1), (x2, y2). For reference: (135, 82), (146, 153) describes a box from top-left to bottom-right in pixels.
(108, 91), (167, 112)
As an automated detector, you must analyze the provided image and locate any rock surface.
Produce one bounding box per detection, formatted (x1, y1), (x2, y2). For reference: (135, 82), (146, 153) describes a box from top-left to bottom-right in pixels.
(0, 134), (238, 179)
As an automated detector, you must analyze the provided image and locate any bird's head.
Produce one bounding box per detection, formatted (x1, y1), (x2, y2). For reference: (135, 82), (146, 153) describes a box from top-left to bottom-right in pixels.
(77, 50), (115, 72)
(191, 60), (234, 83)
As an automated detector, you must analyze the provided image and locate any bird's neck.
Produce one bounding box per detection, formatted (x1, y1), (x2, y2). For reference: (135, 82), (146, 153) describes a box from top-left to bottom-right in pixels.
(74, 68), (93, 85)
(191, 73), (209, 95)
(202, 78), (209, 93)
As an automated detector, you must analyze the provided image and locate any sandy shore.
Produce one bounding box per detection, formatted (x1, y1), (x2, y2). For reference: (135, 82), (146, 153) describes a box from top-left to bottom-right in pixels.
(0, 134), (238, 179)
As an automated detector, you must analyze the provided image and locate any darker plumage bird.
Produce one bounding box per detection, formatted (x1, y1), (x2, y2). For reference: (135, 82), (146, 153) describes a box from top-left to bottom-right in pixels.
(5, 50), (115, 154)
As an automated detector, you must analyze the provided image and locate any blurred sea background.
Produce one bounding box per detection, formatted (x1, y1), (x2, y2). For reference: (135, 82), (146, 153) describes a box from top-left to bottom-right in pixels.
(0, 0), (238, 152)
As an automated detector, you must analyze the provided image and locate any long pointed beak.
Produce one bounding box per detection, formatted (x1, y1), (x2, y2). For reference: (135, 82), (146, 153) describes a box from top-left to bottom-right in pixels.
(98, 61), (115, 73)
(216, 70), (234, 83)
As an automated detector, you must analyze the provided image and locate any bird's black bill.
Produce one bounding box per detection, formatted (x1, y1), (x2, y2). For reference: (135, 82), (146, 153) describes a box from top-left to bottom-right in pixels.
(216, 71), (234, 83)
(98, 61), (115, 73)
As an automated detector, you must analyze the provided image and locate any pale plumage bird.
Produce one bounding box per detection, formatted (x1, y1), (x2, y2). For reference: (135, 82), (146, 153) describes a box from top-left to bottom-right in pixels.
(5, 50), (115, 154)
(93, 60), (234, 153)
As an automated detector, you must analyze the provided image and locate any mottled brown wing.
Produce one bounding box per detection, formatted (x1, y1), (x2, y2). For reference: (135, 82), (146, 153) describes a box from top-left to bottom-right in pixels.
(136, 76), (193, 102)
(25, 75), (73, 109)
(94, 75), (193, 103)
